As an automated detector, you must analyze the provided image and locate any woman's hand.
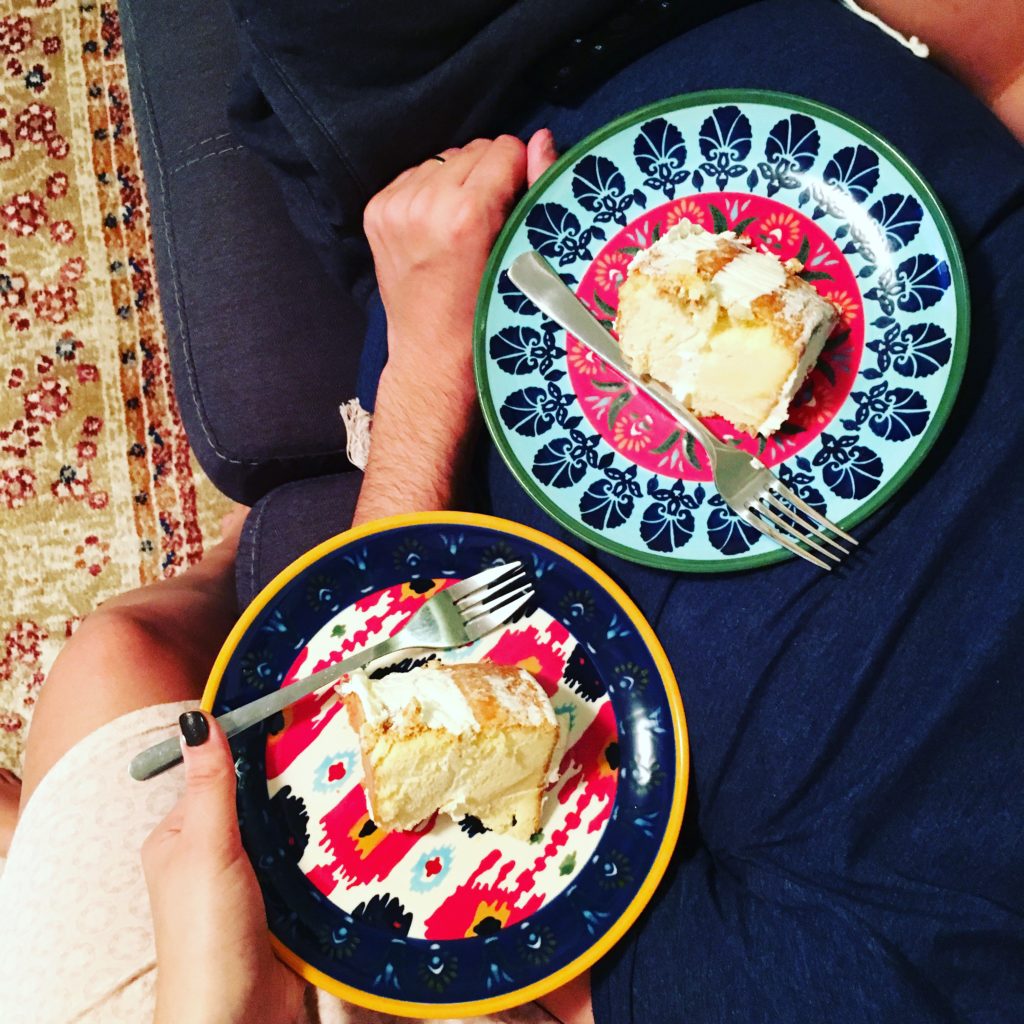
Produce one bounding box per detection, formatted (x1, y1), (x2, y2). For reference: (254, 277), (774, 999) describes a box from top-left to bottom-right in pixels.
(353, 129), (559, 526)
(142, 712), (305, 1024)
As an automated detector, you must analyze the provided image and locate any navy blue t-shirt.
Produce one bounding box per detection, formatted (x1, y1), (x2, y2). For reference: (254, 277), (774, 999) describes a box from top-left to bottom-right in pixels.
(490, 7), (1024, 1021)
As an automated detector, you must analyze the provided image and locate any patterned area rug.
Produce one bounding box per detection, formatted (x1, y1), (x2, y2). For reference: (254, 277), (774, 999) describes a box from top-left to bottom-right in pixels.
(0, 0), (231, 772)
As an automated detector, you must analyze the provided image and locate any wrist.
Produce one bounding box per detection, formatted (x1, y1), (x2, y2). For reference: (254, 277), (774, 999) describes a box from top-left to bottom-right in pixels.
(379, 374), (476, 414)
(375, 360), (479, 437)
(382, 316), (476, 384)
(352, 365), (482, 526)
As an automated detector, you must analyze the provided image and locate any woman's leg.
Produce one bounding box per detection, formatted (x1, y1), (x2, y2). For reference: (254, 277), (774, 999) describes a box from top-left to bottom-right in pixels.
(0, 769), (19, 856)
(16, 504), (249, 815)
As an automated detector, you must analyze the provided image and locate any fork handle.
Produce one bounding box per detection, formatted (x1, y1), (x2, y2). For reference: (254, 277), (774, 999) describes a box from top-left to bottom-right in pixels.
(128, 636), (397, 781)
(508, 251), (724, 459)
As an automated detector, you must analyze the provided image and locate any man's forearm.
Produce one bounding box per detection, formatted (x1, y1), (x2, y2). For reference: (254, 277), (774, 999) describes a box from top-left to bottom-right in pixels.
(351, 362), (480, 527)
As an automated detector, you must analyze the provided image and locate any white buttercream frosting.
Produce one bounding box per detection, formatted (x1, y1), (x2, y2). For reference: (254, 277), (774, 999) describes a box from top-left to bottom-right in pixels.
(628, 220), (723, 275)
(712, 250), (787, 316)
(339, 667), (479, 734)
(630, 220), (803, 321)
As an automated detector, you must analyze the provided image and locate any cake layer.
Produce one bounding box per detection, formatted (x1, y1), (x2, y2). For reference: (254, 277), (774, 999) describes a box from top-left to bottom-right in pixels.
(339, 663), (559, 839)
(615, 219), (838, 436)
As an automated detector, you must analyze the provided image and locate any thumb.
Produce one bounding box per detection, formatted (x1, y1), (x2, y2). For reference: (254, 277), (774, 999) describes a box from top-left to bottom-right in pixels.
(527, 128), (559, 187)
(178, 710), (240, 843)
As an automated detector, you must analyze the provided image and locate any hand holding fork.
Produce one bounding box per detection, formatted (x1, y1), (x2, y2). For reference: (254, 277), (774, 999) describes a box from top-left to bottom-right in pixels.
(130, 561), (533, 780)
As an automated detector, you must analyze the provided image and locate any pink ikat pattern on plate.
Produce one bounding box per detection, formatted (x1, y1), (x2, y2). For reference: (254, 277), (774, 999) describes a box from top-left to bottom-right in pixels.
(264, 580), (618, 941)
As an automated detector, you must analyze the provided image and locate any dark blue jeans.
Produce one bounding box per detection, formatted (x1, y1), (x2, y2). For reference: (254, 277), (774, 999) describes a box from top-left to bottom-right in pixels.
(365, 14), (1024, 1016)
(125, 1), (1024, 1020)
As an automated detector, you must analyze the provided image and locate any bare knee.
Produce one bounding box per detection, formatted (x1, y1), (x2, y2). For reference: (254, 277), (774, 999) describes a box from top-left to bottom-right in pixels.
(20, 606), (202, 806)
(51, 605), (173, 692)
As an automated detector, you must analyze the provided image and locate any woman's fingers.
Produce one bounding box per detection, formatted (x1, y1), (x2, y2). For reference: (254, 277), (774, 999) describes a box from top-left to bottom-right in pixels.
(527, 128), (559, 187)
(143, 712), (240, 870)
(177, 711), (242, 850)
(142, 708), (306, 1024)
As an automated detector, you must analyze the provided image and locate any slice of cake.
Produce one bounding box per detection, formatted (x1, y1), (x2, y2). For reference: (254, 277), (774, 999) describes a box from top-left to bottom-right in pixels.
(338, 663), (559, 840)
(614, 219), (839, 436)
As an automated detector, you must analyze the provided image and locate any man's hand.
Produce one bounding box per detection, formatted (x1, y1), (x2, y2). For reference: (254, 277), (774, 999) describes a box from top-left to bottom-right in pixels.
(353, 129), (558, 525)
(142, 712), (305, 1024)
(364, 129), (557, 393)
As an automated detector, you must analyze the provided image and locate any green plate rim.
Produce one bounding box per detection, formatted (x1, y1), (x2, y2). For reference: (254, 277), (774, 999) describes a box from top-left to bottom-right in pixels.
(474, 88), (970, 573)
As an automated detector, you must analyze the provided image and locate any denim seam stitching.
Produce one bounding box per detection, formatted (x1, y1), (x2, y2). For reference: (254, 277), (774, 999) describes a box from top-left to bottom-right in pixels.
(176, 130), (233, 158)
(168, 144), (246, 176)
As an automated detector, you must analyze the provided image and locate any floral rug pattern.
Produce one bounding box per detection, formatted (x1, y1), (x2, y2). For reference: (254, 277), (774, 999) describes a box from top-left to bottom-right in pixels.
(0, 0), (230, 771)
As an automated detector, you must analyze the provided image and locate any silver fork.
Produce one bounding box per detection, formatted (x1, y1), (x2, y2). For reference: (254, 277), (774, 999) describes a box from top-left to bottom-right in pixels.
(509, 251), (857, 570)
(129, 561), (533, 780)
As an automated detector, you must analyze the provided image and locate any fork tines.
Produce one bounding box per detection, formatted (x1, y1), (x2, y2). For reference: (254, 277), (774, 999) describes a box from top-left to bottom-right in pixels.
(444, 561), (523, 601)
(458, 568), (535, 641)
(462, 582), (533, 629)
(456, 570), (531, 618)
(746, 479), (856, 570)
(445, 560), (534, 632)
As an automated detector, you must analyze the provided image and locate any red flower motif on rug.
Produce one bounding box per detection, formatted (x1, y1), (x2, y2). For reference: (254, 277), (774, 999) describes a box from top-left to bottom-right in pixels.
(0, 466), (36, 509)
(0, 16), (33, 56)
(14, 101), (56, 144)
(2, 190), (47, 235)
(23, 376), (70, 423)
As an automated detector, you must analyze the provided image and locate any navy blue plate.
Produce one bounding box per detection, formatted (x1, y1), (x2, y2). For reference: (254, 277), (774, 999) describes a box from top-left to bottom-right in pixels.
(202, 512), (687, 1018)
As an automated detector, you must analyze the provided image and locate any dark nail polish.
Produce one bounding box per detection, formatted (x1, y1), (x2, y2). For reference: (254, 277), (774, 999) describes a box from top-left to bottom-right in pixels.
(179, 711), (209, 747)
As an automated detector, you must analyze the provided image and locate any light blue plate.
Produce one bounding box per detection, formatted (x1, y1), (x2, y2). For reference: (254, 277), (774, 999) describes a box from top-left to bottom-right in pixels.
(475, 90), (969, 572)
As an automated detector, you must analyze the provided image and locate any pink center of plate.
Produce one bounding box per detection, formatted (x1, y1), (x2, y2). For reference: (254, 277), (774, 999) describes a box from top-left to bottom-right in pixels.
(568, 192), (865, 480)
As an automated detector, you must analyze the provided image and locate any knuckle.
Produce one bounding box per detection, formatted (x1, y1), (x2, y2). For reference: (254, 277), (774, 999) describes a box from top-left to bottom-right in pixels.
(384, 201), (413, 235)
(495, 135), (526, 164)
(406, 193), (434, 230)
(450, 198), (482, 238)
(363, 194), (385, 233)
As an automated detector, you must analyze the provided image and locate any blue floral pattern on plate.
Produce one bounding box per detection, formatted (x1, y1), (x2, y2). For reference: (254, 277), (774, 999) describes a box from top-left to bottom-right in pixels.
(476, 90), (968, 571)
